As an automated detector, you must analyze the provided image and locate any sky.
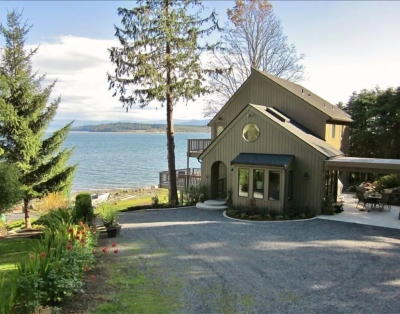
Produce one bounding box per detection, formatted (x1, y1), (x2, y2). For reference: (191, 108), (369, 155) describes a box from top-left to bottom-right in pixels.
(0, 1), (399, 124)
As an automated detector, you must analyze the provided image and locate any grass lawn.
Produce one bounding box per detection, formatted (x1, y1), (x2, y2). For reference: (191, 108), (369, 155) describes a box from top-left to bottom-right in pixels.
(110, 189), (169, 211)
(92, 243), (183, 314)
(0, 238), (36, 300)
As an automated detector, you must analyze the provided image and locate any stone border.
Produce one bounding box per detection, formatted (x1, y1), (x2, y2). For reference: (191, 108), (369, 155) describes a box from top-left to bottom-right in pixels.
(223, 211), (317, 223)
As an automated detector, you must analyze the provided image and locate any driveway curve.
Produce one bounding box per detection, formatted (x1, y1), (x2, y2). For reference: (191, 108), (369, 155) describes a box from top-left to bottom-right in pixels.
(117, 207), (400, 314)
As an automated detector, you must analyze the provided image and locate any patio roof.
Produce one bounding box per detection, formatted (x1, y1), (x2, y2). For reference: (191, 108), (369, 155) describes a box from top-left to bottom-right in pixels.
(231, 153), (294, 169)
(325, 157), (400, 174)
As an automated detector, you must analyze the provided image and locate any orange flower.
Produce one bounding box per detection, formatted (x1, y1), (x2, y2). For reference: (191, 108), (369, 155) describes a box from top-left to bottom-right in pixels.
(111, 242), (117, 247)
(40, 252), (46, 258)
(102, 247), (107, 253)
(66, 245), (72, 250)
(114, 249), (119, 254)
(81, 238), (85, 244)
(75, 235), (80, 240)
(76, 230), (81, 235)
(68, 228), (73, 234)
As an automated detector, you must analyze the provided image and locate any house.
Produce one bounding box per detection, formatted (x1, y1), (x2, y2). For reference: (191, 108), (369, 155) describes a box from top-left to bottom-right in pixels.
(159, 67), (400, 214)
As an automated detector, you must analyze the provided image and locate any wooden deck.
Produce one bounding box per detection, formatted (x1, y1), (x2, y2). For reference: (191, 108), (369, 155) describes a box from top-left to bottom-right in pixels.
(187, 139), (211, 157)
(159, 168), (201, 191)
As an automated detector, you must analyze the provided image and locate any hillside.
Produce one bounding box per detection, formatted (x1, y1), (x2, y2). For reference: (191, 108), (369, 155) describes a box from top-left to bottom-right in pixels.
(71, 122), (210, 133)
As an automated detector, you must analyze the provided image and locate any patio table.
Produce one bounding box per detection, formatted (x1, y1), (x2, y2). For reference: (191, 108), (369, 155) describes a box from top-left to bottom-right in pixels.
(365, 194), (382, 211)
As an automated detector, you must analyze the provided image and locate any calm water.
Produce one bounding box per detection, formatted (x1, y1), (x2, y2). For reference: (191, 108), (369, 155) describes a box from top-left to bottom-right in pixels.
(64, 132), (209, 191)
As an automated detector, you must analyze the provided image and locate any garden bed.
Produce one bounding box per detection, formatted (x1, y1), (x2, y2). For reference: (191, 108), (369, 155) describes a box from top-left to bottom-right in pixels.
(225, 209), (315, 221)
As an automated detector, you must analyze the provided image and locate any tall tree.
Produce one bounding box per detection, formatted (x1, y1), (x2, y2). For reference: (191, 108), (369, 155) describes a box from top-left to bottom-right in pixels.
(108, 0), (220, 205)
(0, 11), (77, 228)
(343, 87), (400, 160)
(204, 0), (305, 117)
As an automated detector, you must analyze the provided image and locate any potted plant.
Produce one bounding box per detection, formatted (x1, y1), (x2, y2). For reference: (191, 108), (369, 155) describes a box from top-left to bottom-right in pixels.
(97, 204), (121, 238)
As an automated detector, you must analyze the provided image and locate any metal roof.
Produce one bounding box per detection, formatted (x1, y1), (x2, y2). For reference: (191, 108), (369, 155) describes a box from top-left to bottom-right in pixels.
(325, 157), (400, 173)
(231, 153), (294, 168)
(252, 68), (353, 123)
(251, 105), (344, 158)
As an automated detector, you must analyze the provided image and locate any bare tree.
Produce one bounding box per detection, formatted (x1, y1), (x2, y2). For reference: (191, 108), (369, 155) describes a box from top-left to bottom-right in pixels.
(204, 0), (305, 117)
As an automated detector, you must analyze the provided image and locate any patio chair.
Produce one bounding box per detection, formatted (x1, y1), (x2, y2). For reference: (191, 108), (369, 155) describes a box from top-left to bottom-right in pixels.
(356, 191), (375, 210)
(378, 193), (391, 212)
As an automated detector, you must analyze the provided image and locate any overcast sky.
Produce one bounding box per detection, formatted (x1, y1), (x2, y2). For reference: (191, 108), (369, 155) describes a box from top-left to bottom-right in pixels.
(1, 1), (399, 123)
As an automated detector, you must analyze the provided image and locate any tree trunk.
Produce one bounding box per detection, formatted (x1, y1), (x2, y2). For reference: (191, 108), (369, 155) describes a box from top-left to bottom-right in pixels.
(165, 0), (178, 206)
(23, 198), (31, 229)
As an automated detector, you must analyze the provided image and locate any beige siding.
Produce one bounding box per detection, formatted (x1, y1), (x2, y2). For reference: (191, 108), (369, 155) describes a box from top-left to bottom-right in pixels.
(210, 72), (328, 140)
(202, 107), (327, 214)
(325, 124), (350, 154)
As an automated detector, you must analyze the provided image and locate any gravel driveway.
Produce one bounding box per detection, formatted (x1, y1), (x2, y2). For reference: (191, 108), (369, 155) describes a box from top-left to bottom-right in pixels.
(116, 208), (400, 314)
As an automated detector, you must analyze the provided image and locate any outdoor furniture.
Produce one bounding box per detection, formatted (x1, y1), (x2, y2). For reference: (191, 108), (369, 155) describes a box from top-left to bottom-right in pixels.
(378, 193), (391, 212)
(356, 191), (375, 210)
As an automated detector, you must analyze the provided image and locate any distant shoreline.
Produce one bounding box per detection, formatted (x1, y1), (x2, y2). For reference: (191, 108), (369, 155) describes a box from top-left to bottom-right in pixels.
(69, 130), (210, 134)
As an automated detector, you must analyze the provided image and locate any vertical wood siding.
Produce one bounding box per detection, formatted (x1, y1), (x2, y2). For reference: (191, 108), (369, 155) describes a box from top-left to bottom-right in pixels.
(202, 107), (327, 214)
(325, 124), (350, 154)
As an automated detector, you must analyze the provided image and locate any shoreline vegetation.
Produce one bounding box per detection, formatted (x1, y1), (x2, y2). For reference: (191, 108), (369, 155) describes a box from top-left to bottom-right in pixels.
(71, 122), (210, 133)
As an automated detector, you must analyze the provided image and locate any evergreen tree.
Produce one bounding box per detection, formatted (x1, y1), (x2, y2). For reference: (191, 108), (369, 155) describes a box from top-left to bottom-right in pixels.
(0, 11), (77, 228)
(108, 0), (221, 205)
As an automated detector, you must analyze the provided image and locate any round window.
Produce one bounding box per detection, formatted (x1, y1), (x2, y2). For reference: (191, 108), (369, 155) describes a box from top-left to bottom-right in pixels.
(243, 123), (260, 142)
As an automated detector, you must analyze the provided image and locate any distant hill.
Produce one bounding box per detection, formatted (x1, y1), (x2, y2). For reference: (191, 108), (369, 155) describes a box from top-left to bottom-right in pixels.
(71, 122), (210, 133)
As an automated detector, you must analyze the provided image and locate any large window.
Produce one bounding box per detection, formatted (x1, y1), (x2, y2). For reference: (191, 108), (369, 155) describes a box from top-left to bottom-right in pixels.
(253, 170), (264, 199)
(243, 123), (260, 142)
(238, 168), (249, 197)
(268, 171), (280, 201)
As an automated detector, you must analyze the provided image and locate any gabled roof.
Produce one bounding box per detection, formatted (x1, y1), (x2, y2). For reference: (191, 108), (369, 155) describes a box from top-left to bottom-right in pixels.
(252, 68), (353, 123)
(200, 103), (344, 160)
(231, 153), (294, 169)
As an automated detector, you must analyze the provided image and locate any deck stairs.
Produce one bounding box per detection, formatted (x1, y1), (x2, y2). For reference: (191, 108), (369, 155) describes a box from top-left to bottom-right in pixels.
(196, 199), (227, 210)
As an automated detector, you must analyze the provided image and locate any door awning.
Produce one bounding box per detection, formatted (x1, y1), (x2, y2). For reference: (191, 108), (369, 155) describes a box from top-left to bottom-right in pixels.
(325, 157), (400, 174)
(231, 153), (294, 169)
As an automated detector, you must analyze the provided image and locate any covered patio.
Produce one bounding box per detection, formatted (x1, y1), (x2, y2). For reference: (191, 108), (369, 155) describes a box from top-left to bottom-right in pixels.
(319, 193), (400, 229)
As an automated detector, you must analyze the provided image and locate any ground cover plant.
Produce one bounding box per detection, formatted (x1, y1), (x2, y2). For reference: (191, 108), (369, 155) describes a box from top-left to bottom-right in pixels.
(0, 208), (98, 314)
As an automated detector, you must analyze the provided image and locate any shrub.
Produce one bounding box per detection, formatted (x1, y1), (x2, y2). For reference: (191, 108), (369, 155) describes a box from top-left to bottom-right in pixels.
(36, 193), (69, 213)
(73, 193), (93, 225)
(0, 163), (22, 214)
(33, 208), (71, 229)
(151, 195), (160, 208)
(375, 174), (400, 192)
(184, 183), (210, 205)
(97, 203), (119, 228)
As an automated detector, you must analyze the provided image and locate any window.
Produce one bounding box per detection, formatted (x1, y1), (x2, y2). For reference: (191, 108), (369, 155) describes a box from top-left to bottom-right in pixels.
(268, 171), (280, 201)
(243, 123), (260, 142)
(253, 170), (264, 199)
(331, 125), (336, 138)
(238, 168), (249, 197)
(288, 170), (293, 200)
(217, 126), (224, 136)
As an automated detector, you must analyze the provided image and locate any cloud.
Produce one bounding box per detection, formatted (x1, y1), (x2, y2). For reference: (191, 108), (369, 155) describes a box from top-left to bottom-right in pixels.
(28, 36), (207, 122)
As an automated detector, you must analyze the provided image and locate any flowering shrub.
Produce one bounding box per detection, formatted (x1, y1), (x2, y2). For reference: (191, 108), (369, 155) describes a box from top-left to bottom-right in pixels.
(13, 218), (98, 313)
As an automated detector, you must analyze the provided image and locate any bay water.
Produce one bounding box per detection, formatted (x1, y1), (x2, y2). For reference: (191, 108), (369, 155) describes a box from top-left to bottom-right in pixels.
(64, 132), (210, 191)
